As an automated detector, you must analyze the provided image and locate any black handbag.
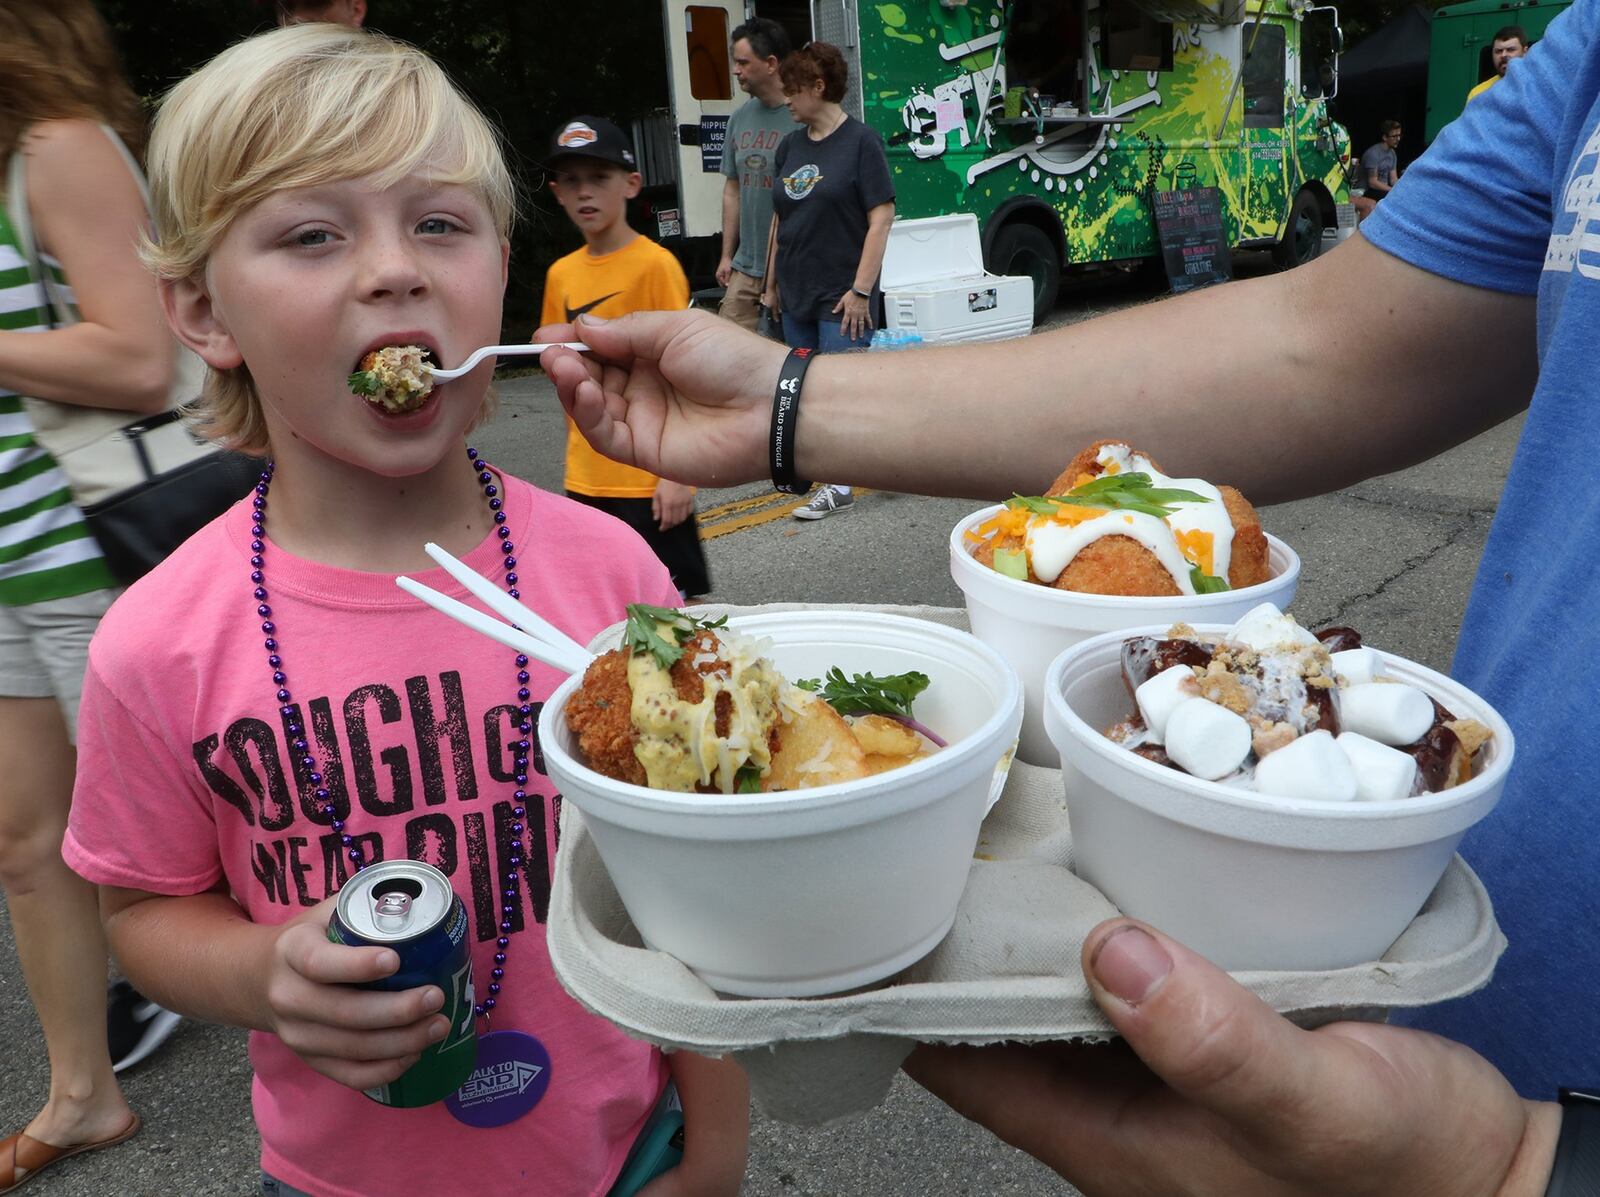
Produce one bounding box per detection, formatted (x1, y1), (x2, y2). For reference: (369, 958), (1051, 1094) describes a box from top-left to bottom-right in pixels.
(77, 411), (260, 584)
(7, 127), (258, 585)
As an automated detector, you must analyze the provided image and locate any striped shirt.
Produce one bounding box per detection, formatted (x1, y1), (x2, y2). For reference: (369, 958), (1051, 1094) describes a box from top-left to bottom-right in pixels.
(0, 203), (116, 605)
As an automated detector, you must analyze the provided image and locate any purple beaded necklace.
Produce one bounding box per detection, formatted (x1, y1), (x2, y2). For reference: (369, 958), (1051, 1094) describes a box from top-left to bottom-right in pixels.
(249, 445), (531, 1021)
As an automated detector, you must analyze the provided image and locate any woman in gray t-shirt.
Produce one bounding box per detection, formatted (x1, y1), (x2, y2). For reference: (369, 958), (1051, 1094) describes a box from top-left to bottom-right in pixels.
(765, 42), (895, 518)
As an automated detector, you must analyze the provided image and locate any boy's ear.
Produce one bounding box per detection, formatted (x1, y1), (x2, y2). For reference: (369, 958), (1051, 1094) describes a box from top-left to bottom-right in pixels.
(625, 172), (643, 199)
(160, 275), (245, 370)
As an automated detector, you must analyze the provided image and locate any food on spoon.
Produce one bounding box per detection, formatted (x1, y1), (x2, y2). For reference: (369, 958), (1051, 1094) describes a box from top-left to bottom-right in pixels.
(348, 345), (435, 412)
(1106, 603), (1493, 802)
(564, 606), (940, 793)
(965, 440), (1269, 596)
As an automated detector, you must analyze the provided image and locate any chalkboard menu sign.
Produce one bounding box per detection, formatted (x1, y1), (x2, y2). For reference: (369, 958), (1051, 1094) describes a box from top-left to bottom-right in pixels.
(1151, 186), (1233, 294)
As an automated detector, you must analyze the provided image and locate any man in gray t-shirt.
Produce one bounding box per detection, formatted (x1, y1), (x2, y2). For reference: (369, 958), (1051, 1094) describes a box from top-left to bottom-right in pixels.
(1355, 119), (1403, 218)
(718, 19), (801, 331)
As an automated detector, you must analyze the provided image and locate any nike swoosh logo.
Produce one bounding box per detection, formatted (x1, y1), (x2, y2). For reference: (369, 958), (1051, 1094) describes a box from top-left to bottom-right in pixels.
(564, 292), (622, 322)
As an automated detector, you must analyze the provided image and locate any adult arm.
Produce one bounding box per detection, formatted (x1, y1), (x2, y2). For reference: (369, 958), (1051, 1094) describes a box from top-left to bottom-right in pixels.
(640, 1052), (749, 1197)
(1366, 168), (1389, 193)
(760, 214), (780, 312)
(101, 885), (449, 1091)
(903, 917), (1560, 1197)
(833, 200), (895, 339)
(716, 177), (740, 288)
(538, 233), (1536, 503)
(0, 120), (173, 412)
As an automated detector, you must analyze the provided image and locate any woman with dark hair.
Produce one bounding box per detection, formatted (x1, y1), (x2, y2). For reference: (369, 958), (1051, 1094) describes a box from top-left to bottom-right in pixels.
(0, 0), (178, 1185)
(762, 41), (895, 519)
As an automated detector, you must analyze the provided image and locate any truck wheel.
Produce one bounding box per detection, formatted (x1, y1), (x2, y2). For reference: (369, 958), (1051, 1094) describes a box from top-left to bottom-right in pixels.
(989, 222), (1061, 325)
(1274, 190), (1325, 271)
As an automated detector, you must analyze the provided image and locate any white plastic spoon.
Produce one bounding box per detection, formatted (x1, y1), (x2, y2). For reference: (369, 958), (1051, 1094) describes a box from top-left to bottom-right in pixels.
(428, 341), (589, 381)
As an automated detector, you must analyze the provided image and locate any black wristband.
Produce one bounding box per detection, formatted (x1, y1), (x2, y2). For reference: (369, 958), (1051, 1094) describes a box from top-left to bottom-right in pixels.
(770, 348), (813, 495)
(850, 286), (871, 300)
(1545, 1088), (1600, 1197)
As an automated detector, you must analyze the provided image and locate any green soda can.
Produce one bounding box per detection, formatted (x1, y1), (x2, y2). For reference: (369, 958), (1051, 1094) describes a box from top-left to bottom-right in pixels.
(327, 860), (477, 1107)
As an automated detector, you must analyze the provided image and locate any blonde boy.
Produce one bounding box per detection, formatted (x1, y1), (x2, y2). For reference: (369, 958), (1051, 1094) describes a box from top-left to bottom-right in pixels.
(61, 25), (746, 1197)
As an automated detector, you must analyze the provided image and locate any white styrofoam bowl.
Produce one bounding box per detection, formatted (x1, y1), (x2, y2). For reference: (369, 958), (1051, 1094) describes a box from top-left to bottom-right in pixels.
(950, 504), (1301, 765)
(1043, 624), (1514, 971)
(540, 611), (1023, 997)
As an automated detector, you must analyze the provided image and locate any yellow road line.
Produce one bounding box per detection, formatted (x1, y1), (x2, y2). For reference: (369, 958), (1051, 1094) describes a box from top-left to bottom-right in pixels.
(697, 490), (795, 522)
(698, 489), (875, 541)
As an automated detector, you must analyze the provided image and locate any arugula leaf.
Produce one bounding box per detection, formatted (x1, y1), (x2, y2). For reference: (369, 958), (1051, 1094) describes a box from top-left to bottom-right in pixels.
(622, 604), (729, 670)
(794, 667), (931, 718)
(1069, 470), (1155, 495)
(1003, 472), (1213, 523)
(1189, 566), (1231, 594)
(1003, 494), (1064, 516)
(624, 601), (694, 668)
(734, 764), (764, 794)
(347, 371), (381, 397)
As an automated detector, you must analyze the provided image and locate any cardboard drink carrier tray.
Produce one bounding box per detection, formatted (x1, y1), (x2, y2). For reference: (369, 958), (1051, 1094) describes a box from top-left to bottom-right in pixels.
(548, 604), (1505, 1126)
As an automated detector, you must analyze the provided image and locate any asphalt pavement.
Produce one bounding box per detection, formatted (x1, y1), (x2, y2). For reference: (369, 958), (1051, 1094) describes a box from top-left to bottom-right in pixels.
(0, 265), (1523, 1196)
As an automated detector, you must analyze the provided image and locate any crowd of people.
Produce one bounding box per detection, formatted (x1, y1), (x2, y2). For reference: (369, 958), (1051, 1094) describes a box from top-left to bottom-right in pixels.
(0, 0), (1595, 1193)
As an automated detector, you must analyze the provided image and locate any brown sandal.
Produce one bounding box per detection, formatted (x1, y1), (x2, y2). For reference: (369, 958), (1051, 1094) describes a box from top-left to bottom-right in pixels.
(0, 1114), (140, 1193)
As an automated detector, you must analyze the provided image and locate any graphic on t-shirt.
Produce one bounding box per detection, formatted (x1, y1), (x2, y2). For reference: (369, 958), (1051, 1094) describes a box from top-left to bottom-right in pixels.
(1546, 118), (1600, 277)
(783, 164), (824, 200)
(564, 291), (622, 322)
(193, 669), (556, 943)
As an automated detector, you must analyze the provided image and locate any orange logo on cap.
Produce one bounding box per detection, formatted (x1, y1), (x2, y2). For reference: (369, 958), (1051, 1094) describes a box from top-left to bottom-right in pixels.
(558, 123), (598, 147)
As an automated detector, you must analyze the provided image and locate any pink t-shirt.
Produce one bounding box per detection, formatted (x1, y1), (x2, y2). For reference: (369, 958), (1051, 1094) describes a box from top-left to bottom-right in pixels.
(64, 473), (678, 1197)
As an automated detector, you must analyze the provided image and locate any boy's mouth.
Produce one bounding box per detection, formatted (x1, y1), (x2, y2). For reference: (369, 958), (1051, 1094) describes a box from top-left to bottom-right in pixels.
(348, 339), (443, 414)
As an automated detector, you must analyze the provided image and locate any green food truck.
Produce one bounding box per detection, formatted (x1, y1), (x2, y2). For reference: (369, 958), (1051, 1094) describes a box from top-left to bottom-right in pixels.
(652, 0), (1353, 320)
(1424, 0), (1568, 143)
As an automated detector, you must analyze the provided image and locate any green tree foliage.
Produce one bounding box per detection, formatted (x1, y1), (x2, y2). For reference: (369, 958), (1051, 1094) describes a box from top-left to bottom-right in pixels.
(95, 0), (671, 339)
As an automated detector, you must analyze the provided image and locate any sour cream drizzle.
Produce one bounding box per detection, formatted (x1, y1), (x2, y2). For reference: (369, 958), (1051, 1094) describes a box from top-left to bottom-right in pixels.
(1023, 444), (1236, 592)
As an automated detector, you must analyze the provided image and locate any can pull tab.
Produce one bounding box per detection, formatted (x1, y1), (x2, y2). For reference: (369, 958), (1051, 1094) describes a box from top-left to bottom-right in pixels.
(373, 892), (412, 933)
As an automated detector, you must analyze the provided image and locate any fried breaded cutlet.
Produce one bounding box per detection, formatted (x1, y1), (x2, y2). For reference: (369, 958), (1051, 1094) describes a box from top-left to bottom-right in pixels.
(972, 439), (1269, 596)
(565, 630), (776, 789)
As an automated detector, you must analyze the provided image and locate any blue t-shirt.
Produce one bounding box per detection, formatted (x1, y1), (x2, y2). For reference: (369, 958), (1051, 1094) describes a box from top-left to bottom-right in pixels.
(1361, 0), (1600, 1097)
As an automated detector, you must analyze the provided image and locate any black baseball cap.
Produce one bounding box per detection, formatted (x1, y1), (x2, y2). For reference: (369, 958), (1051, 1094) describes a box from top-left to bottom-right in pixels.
(546, 116), (638, 171)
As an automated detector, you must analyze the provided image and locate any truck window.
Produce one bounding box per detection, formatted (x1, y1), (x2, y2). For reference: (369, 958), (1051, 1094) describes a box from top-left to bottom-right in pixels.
(1241, 22), (1285, 127)
(684, 6), (732, 101)
(1105, 0), (1173, 72)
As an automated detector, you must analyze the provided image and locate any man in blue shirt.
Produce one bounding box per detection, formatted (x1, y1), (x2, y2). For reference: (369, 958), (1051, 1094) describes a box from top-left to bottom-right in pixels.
(537, 1), (1600, 1186)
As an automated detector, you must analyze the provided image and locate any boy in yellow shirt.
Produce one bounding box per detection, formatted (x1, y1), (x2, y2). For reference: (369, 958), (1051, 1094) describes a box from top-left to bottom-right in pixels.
(540, 116), (710, 597)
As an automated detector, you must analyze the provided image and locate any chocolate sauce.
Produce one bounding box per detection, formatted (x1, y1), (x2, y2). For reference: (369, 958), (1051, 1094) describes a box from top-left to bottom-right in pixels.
(1130, 742), (1180, 770)
(1121, 636), (1214, 699)
(1305, 685), (1340, 736)
(1314, 626), (1364, 653)
(1404, 699), (1461, 794)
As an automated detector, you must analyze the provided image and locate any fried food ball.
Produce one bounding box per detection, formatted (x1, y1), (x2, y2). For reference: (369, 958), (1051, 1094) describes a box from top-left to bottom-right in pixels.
(972, 440), (1269, 595)
(565, 630), (775, 789)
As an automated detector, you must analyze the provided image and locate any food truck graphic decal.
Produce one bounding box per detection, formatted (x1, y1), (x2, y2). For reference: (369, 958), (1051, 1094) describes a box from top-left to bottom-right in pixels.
(658, 0), (1351, 318)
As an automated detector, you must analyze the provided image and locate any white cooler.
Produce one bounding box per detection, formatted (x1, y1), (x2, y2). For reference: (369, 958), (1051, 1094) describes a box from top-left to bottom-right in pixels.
(880, 214), (1034, 344)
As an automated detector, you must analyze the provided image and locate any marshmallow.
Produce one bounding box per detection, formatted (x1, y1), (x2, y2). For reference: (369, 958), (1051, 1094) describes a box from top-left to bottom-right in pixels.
(1337, 733), (1420, 802)
(1338, 682), (1435, 746)
(1135, 664), (1198, 743)
(1228, 602), (1320, 653)
(1164, 698), (1253, 781)
(1330, 646), (1384, 686)
(1253, 729), (1358, 802)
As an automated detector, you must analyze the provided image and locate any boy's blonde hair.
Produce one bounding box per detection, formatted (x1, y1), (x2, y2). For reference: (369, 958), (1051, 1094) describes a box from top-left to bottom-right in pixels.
(143, 24), (515, 453)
